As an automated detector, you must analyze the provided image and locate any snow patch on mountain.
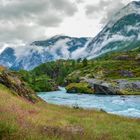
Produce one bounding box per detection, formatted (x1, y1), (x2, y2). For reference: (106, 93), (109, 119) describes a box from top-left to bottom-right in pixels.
(0, 1), (140, 70)
(107, 1), (140, 28)
(0, 36), (91, 70)
(86, 1), (140, 59)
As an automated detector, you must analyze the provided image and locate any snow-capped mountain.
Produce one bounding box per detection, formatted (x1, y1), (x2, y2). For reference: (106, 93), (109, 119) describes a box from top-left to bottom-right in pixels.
(0, 1), (140, 70)
(86, 1), (140, 58)
(0, 36), (91, 70)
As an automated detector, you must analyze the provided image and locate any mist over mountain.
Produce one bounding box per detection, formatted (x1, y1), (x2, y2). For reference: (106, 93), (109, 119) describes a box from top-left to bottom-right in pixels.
(0, 36), (91, 70)
(0, 1), (140, 70)
(86, 1), (140, 58)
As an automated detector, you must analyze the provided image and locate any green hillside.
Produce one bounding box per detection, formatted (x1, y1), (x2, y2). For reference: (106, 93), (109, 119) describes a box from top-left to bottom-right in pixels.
(18, 47), (140, 95)
(0, 84), (140, 140)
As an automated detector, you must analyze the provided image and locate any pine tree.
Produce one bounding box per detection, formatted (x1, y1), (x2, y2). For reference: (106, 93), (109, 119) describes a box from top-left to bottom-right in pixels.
(82, 58), (88, 67)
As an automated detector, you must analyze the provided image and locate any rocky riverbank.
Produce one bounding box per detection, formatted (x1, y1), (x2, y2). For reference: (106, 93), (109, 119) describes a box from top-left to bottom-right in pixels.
(66, 78), (140, 95)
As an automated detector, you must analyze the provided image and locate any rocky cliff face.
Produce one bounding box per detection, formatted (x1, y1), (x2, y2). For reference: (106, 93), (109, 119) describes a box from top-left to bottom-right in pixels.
(0, 70), (37, 102)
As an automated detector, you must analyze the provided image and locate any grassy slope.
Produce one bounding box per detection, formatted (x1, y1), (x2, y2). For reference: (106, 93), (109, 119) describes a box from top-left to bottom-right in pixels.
(65, 48), (140, 95)
(0, 84), (140, 140)
(67, 49), (140, 81)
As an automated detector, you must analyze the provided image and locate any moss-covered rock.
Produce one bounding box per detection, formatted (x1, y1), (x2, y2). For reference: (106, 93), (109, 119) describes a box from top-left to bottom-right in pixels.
(66, 78), (140, 95)
(0, 70), (38, 102)
(84, 78), (140, 95)
(66, 82), (94, 94)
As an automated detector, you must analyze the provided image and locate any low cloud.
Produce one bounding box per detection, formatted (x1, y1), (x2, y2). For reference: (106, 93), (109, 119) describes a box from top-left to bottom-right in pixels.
(85, 0), (126, 24)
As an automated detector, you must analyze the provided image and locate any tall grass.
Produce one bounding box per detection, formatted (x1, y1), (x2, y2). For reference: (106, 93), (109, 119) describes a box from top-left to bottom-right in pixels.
(0, 84), (140, 140)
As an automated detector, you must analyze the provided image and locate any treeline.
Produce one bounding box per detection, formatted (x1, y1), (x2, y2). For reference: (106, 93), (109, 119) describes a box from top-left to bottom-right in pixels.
(19, 59), (88, 92)
(18, 46), (140, 92)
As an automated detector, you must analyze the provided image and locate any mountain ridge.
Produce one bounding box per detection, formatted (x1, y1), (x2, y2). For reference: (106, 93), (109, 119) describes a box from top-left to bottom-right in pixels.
(0, 36), (91, 70)
(0, 1), (140, 70)
(86, 1), (140, 58)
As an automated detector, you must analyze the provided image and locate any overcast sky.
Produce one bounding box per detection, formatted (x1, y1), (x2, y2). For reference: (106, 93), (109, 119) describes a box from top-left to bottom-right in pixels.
(0, 0), (138, 43)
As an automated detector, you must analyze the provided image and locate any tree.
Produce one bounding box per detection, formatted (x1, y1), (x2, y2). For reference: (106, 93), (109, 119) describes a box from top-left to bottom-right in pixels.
(71, 60), (76, 68)
(77, 58), (81, 63)
(82, 58), (88, 67)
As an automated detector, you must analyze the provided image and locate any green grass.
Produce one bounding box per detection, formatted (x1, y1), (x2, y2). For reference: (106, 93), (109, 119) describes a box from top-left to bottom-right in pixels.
(65, 48), (140, 95)
(125, 77), (140, 81)
(66, 48), (140, 81)
(0, 84), (140, 140)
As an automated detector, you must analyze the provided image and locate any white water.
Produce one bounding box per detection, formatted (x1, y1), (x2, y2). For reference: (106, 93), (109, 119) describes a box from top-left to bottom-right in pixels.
(38, 87), (140, 118)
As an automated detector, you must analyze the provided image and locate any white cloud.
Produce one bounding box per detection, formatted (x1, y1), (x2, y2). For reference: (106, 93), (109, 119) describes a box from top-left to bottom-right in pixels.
(0, 0), (136, 43)
(49, 38), (71, 59)
(85, 0), (128, 24)
(0, 0), (77, 42)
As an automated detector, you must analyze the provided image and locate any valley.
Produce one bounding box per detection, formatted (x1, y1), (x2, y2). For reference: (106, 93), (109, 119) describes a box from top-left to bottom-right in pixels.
(0, 1), (140, 140)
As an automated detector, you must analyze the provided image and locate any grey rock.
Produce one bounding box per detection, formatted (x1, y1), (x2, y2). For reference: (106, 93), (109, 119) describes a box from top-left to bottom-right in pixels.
(115, 55), (131, 60)
(119, 70), (134, 77)
(82, 78), (140, 95)
(135, 54), (140, 60)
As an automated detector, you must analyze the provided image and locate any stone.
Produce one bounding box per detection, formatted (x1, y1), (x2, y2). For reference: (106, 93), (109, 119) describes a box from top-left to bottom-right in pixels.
(93, 84), (119, 95)
(115, 55), (131, 60)
(119, 70), (134, 77)
(135, 54), (140, 60)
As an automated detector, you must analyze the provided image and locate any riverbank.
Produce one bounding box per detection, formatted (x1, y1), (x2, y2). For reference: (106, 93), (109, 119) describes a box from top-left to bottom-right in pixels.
(66, 79), (140, 95)
(38, 88), (140, 118)
(0, 84), (140, 140)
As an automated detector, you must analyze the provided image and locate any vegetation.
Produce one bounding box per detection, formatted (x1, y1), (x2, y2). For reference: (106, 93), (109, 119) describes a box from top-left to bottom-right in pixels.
(0, 69), (38, 102)
(82, 58), (88, 67)
(17, 47), (140, 94)
(19, 70), (58, 92)
(19, 60), (81, 91)
(0, 84), (140, 140)
(32, 60), (77, 85)
(66, 48), (140, 81)
(0, 46), (140, 139)
(66, 82), (94, 94)
(0, 66), (6, 72)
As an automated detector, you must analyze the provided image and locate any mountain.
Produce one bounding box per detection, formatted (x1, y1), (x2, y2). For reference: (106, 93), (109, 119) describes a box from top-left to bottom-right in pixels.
(0, 1), (140, 70)
(0, 36), (91, 70)
(0, 47), (16, 68)
(86, 1), (140, 58)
